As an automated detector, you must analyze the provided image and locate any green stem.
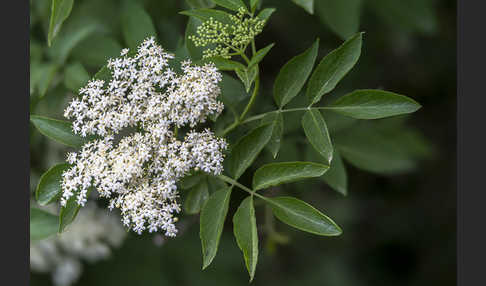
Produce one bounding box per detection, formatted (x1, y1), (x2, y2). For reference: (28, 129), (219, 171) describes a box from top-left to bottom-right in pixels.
(240, 106), (334, 125)
(217, 175), (265, 200)
(240, 53), (251, 64)
(219, 119), (239, 137)
(239, 75), (260, 122)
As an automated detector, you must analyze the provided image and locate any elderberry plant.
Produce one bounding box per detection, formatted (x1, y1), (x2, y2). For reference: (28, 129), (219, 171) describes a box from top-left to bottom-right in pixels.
(31, 0), (425, 282)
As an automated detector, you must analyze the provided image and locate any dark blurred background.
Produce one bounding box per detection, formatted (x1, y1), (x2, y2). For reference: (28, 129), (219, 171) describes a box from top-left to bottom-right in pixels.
(30, 0), (456, 285)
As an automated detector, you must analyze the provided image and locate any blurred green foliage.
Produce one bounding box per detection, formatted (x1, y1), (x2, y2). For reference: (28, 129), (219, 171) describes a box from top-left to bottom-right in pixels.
(30, 0), (455, 285)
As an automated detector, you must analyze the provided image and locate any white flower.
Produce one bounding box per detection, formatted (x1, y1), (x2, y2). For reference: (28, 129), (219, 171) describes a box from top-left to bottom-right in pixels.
(61, 37), (227, 236)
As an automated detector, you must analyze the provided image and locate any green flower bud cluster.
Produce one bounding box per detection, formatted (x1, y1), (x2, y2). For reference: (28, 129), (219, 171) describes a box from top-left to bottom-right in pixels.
(189, 7), (265, 59)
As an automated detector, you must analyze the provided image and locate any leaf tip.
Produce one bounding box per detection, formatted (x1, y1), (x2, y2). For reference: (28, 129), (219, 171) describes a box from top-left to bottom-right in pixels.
(331, 223), (343, 236)
(201, 259), (211, 270)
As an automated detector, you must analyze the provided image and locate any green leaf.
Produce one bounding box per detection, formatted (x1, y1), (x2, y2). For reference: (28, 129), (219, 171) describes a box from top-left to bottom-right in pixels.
(48, 0), (74, 46)
(264, 196), (342, 236)
(36, 163), (70, 206)
(220, 73), (249, 117)
(315, 0), (362, 40)
(273, 39), (319, 108)
(64, 62), (89, 93)
(48, 23), (99, 65)
(200, 187), (232, 269)
(306, 32), (363, 105)
(59, 189), (91, 232)
(70, 35), (123, 68)
(248, 43), (274, 69)
(180, 172), (206, 190)
(212, 0), (247, 11)
(235, 66), (258, 93)
(184, 179), (210, 214)
(250, 0), (260, 12)
(256, 8), (276, 23)
(30, 63), (58, 98)
(225, 124), (274, 179)
(367, 0), (437, 35)
(185, 0), (216, 8)
(302, 109), (333, 164)
(334, 122), (417, 174)
(180, 8), (233, 25)
(30, 62), (43, 96)
(291, 0), (314, 14)
(321, 150), (347, 196)
(200, 57), (246, 71)
(121, 0), (158, 50)
(172, 39), (191, 73)
(260, 112), (283, 158)
(327, 89), (421, 119)
(207, 175), (228, 192)
(253, 162), (329, 190)
(323, 110), (357, 133)
(31, 208), (59, 241)
(93, 65), (111, 82)
(233, 196), (258, 281)
(30, 115), (87, 148)
(185, 17), (205, 61)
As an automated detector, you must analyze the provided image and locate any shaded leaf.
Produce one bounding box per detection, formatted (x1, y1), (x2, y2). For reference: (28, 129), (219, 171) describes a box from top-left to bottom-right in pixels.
(64, 62), (89, 92)
(302, 109), (333, 164)
(48, 23), (99, 64)
(200, 56), (246, 71)
(121, 0), (157, 50)
(368, 0), (437, 35)
(334, 122), (417, 174)
(200, 187), (232, 269)
(48, 0), (74, 46)
(220, 73), (249, 117)
(212, 0), (247, 11)
(233, 196), (258, 281)
(235, 66), (258, 93)
(253, 162), (329, 190)
(30, 63), (58, 98)
(250, 0), (260, 12)
(248, 43), (274, 69)
(31, 208), (59, 241)
(58, 188), (91, 232)
(264, 196), (342, 236)
(323, 110), (357, 133)
(225, 124), (273, 179)
(306, 32), (363, 105)
(315, 0), (362, 40)
(71, 35), (123, 68)
(180, 8), (233, 25)
(274, 39), (319, 108)
(30, 115), (87, 148)
(291, 0), (314, 14)
(36, 163), (70, 206)
(180, 172), (206, 190)
(207, 175), (228, 192)
(186, 0), (216, 8)
(321, 149), (347, 196)
(185, 17), (205, 61)
(257, 8), (276, 23)
(260, 112), (283, 158)
(184, 179), (210, 214)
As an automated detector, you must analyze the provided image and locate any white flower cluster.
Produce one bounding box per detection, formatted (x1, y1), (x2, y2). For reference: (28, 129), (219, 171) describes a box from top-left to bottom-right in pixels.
(30, 203), (126, 286)
(61, 37), (227, 236)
